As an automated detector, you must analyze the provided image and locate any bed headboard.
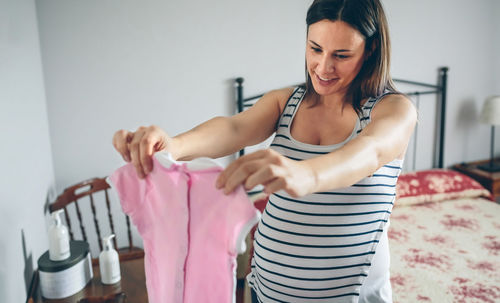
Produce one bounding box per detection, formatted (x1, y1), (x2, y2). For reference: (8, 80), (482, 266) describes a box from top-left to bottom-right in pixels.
(235, 66), (449, 170)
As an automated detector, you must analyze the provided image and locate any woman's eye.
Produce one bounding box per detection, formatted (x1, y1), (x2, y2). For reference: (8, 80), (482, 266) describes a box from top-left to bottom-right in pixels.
(335, 54), (349, 59)
(311, 47), (321, 53)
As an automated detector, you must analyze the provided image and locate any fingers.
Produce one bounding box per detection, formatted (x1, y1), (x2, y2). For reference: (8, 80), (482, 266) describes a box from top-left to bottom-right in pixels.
(129, 127), (147, 178)
(216, 150), (270, 190)
(246, 165), (299, 196)
(214, 149), (310, 197)
(112, 125), (170, 179)
(222, 160), (266, 194)
(139, 135), (155, 175)
(262, 177), (287, 196)
(216, 149), (286, 194)
(112, 130), (132, 162)
(244, 164), (281, 191)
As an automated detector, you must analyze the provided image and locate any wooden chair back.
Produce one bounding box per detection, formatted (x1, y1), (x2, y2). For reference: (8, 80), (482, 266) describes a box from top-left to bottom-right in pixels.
(50, 177), (144, 264)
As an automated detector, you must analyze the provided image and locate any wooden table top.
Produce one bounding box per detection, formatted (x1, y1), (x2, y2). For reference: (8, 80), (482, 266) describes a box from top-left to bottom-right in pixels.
(453, 159), (500, 178)
(30, 257), (148, 303)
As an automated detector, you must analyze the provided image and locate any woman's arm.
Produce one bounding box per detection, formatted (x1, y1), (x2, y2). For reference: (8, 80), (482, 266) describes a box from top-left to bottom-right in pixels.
(216, 94), (417, 197)
(306, 94), (417, 192)
(112, 87), (293, 178)
(172, 88), (293, 161)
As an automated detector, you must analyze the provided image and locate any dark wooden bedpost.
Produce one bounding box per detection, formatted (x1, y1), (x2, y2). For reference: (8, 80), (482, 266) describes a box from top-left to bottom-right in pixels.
(236, 77), (245, 157)
(236, 77), (244, 113)
(438, 67), (448, 169)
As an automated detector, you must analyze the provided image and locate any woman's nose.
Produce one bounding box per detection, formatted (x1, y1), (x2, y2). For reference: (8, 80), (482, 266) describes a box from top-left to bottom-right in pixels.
(317, 55), (335, 74)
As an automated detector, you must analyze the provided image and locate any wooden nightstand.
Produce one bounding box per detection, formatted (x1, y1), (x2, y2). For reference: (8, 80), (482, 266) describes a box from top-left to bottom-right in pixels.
(453, 159), (500, 199)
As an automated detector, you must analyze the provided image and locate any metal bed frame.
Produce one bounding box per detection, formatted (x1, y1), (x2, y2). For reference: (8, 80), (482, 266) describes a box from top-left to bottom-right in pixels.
(235, 67), (449, 169)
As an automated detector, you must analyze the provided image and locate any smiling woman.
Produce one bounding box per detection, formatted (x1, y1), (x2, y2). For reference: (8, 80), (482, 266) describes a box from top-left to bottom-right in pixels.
(112, 0), (416, 302)
(306, 21), (368, 103)
(303, 0), (396, 113)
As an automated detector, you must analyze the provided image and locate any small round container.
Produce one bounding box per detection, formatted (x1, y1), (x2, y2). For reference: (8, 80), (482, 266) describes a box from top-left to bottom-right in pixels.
(37, 240), (93, 299)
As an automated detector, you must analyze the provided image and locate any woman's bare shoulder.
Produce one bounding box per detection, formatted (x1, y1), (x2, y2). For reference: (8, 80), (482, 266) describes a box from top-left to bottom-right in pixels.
(265, 86), (298, 115)
(372, 93), (416, 121)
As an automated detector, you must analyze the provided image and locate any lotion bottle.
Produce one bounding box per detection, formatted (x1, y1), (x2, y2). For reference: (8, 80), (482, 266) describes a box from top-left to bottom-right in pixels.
(48, 209), (70, 261)
(99, 234), (121, 284)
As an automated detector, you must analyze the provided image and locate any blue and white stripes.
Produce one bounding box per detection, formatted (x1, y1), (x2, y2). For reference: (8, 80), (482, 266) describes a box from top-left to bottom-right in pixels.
(247, 87), (402, 302)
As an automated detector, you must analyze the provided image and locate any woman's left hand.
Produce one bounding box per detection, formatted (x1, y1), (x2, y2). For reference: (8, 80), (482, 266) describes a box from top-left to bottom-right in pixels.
(215, 149), (317, 198)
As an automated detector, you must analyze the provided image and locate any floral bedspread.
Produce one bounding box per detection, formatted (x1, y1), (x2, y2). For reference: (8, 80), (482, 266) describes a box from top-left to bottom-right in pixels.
(389, 198), (500, 303)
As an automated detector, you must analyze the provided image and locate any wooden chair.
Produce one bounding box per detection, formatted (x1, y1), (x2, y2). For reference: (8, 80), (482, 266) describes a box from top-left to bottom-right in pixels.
(50, 177), (144, 265)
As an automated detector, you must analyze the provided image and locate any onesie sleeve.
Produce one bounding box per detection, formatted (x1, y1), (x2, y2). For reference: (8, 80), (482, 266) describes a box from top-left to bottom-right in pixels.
(107, 163), (148, 217)
(226, 186), (261, 255)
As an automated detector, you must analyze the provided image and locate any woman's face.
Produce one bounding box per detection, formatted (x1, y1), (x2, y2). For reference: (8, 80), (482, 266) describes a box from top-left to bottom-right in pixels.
(306, 20), (367, 98)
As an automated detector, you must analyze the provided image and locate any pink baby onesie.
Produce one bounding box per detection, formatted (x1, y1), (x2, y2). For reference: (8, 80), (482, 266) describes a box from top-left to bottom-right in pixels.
(108, 152), (261, 303)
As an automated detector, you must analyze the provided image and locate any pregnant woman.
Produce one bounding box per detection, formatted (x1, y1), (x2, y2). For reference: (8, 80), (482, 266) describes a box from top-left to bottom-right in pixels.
(113, 0), (416, 302)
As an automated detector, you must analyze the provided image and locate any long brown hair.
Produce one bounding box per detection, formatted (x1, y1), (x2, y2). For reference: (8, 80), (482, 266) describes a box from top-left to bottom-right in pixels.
(304, 0), (398, 113)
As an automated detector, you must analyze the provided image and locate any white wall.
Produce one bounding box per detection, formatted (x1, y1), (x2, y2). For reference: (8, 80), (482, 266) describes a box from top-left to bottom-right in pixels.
(494, 0), (500, 96)
(384, 0), (497, 166)
(37, 0), (499, 193)
(0, 0), (55, 302)
(36, 0), (312, 194)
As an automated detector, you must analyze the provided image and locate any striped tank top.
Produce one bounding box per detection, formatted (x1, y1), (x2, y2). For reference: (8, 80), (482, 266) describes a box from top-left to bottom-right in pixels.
(247, 87), (402, 302)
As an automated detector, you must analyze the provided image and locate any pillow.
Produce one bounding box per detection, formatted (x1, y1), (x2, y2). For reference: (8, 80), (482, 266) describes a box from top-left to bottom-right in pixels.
(395, 169), (493, 206)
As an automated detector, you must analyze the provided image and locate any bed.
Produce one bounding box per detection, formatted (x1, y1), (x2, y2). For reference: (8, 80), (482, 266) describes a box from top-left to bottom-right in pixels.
(234, 68), (500, 303)
(389, 170), (499, 303)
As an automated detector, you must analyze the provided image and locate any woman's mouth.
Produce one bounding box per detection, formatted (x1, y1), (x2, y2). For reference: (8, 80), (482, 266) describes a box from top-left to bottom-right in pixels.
(315, 73), (338, 86)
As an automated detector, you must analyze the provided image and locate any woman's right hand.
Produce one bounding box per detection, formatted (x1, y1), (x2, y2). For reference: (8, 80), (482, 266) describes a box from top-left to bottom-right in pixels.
(112, 125), (173, 178)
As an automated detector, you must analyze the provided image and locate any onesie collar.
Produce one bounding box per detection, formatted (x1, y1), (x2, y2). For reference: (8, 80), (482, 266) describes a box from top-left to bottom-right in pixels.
(154, 151), (223, 171)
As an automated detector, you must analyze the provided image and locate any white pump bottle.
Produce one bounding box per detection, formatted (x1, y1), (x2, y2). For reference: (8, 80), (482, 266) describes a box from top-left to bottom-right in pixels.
(99, 234), (121, 284)
(48, 209), (70, 261)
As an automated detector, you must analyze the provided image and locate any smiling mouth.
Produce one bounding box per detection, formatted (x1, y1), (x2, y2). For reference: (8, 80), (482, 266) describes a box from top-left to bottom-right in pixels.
(318, 75), (334, 81)
(315, 73), (338, 84)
